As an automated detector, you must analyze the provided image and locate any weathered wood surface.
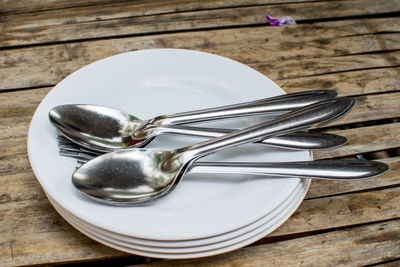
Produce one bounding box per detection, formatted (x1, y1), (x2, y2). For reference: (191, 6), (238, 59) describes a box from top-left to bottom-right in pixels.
(1, 94), (399, 266)
(1, 88), (400, 143)
(3, 18), (400, 90)
(313, 123), (400, 160)
(1, 0), (400, 266)
(2, 0), (399, 48)
(141, 220), (400, 267)
(375, 260), (400, 267)
(0, 0), (323, 15)
(1, 162), (399, 266)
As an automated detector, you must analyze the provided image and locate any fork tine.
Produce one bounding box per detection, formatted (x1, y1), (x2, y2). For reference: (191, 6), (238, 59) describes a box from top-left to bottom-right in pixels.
(59, 150), (97, 161)
(57, 134), (102, 162)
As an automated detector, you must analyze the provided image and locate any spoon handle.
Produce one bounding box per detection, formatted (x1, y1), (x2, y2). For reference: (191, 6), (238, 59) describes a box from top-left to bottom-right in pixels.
(188, 160), (389, 180)
(150, 126), (347, 150)
(153, 90), (337, 125)
(178, 97), (355, 163)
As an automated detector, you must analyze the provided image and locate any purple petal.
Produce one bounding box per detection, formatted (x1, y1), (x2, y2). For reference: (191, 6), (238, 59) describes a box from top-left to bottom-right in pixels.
(266, 15), (296, 26)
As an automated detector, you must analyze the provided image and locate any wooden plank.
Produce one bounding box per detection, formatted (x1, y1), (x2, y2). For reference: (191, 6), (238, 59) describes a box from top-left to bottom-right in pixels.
(1, 114), (399, 264)
(0, 88), (398, 192)
(1, 88), (399, 143)
(0, 153), (31, 177)
(1, 68), (400, 127)
(0, 92), (399, 150)
(2, 120), (397, 264)
(1, 141), (399, 204)
(314, 122), (400, 160)
(0, 0), (322, 16)
(364, 17), (400, 33)
(1, 229), (125, 267)
(0, 87), (48, 139)
(0, 0), (327, 27)
(0, 90), (399, 184)
(142, 220), (400, 267)
(1, 1), (398, 266)
(1, 182), (398, 266)
(374, 260), (400, 267)
(0, 65), (399, 150)
(1, 119), (398, 265)
(0, 167), (127, 265)
(269, 187), (400, 238)
(0, 0), (131, 14)
(2, 20), (400, 90)
(1, 133), (399, 197)
(279, 67), (400, 96)
(252, 51), (400, 81)
(323, 92), (400, 127)
(2, 0), (399, 47)
(306, 157), (400, 199)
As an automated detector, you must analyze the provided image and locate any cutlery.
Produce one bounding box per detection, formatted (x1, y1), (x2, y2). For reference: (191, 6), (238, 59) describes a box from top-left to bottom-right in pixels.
(56, 128), (348, 156)
(72, 97), (355, 206)
(56, 137), (389, 182)
(56, 132), (346, 163)
(183, 160), (388, 180)
(49, 90), (337, 152)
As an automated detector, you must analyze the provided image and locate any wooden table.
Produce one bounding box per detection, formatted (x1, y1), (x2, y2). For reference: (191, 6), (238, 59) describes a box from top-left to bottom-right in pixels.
(1, 0), (400, 266)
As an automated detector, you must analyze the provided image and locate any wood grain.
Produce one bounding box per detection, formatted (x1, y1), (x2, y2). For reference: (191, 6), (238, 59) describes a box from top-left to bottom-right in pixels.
(2, 19), (400, 91)
(251, 51), (400, 81)
(314, 122), (400, 159)
(322, 92), (400, 127)
(374, 260), (400, 267)
(2, 0), (399, 47)
(1, 89), (399, 145)
(279, 67), (400, 96)
(270, 187), (400, 238)
(0, 89), (399, 160)
(1, 0), (399, 265)
(1, 179), (398, 266)
(1, 67), (400, 110)
(1, 138), (399, 205)
(141, 220), (400, 266)
(0, 0), (323, 15)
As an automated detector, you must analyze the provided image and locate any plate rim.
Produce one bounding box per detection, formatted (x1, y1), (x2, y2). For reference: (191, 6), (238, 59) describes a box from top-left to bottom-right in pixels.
(47, 179), (307, 249)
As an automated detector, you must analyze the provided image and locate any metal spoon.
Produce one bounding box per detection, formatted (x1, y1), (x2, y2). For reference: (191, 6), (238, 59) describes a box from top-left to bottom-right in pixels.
(72, 97), (355, 206)
(49, 90), (337, 151)
(56, 136), (389, 182)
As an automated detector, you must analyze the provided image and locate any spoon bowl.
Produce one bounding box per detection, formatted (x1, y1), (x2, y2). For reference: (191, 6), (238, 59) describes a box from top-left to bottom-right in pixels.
(73, 148), (180, 205)
(49, 105), (147, 150)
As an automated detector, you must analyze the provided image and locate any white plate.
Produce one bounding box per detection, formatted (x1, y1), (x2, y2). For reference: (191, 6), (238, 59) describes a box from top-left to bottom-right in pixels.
(48, 181), (307, 259)
(48, 179), (308, 254)
(28, 49), (311, 240)
(47, 181), (301, 248)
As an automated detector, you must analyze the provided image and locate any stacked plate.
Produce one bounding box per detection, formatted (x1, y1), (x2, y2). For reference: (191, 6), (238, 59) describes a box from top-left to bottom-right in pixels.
(28, 49), (312, 259)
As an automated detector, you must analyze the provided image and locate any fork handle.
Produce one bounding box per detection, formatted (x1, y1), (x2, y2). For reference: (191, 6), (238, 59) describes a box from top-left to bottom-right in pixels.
(178, 97), (354, 163)
(145, 125), (347, 150)
(151, 90), (337, 125)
